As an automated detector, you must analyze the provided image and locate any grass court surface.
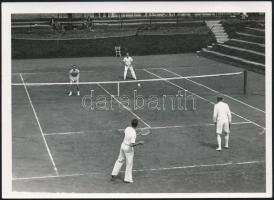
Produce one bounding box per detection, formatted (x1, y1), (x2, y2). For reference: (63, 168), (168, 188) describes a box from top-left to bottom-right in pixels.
(12, 53), (265, 193)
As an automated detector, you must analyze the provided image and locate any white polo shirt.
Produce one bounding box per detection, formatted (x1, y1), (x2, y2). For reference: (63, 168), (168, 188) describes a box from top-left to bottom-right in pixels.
(123, 127), (136, 146)
(69, 69), (80, 77)
(123, 56), (133, 67)
(213, 101), (232, 123)
(69, 69), (80, 80)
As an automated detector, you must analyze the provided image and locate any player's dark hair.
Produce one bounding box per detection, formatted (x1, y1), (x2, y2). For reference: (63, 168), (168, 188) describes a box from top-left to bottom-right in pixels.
(131, 119), (138, 128)
(217, 96), (223, 102)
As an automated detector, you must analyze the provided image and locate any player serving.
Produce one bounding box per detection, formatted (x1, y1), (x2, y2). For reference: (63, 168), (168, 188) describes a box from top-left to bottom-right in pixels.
(68, 65), (80, 96)
(123, 52), (137, 81)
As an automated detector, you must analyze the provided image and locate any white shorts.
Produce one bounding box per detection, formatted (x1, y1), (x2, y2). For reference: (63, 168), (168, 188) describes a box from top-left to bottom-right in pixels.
(216, 120), (230, 134)
(70, 77), (79, 84)
(125, 65), (133, 69)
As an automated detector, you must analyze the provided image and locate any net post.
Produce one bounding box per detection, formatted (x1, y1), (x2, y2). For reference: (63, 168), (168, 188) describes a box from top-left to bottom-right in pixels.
(243, 70), (247, 95)
(117, 81), (120, 97)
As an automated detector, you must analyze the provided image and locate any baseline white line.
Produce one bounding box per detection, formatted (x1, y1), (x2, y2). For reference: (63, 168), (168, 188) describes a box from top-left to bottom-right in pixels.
(97, 83), (151, 128)
(43, 121), (252, 137)
(12, 67), (157, 76)
(143, 69), (265, 131)
(13, 70), (95, 75)
(236, 161), (265, 165)
(12, 160), (265, 181)
(162, 68), (265, 113)
(131, 162), (235, 172)
(19, 74), (59, 176)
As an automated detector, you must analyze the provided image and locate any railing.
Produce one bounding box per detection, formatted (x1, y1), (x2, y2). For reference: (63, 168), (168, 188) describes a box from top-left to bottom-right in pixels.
(11, 13), (264, 31)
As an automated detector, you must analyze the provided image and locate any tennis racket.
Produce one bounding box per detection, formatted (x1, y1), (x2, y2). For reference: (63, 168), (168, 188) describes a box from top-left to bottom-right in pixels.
(137, 127), (152, 136)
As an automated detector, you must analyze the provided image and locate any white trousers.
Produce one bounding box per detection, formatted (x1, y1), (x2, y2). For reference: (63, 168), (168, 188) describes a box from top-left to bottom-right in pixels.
(124, 65), (137, 80)
(111, 143), (134, 182)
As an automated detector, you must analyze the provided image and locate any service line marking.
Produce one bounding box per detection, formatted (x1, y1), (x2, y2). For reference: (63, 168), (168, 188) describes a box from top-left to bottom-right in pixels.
(43, 121), (252, 137)
(162, 68), (265, 113)
(143, 69), (265, 132)
(97, 83), (151, 128)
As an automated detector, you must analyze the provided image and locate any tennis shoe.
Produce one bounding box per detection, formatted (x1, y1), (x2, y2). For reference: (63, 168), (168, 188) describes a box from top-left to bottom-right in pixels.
(68, 91), (72, 96)
(77, 91), (80, 96)
(216, 147), (222, 151)
(123, 180), (133, 183)
(110, 175), (116, 181)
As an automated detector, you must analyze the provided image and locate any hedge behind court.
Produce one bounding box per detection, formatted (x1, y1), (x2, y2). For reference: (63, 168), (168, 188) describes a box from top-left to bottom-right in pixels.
(12, 33), (214, 59)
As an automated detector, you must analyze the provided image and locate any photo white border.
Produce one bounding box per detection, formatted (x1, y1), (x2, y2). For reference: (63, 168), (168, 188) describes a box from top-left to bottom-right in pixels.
(2, 1), (272, 198)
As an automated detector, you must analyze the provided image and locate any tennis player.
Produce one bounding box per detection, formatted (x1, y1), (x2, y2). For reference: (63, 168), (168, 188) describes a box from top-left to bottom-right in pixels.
(68, 65), (80, 96)
(111, 119), (144, 183)
(213, 96), (232, 151)
(123, 52), (137, 80)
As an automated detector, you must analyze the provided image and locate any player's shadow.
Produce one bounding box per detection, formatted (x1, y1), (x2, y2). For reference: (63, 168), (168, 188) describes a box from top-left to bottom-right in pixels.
(199, 141), (216, 150)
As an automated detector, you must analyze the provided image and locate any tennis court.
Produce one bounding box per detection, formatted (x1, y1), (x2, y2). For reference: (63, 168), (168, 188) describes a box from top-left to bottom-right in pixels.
(12, 53), (265, 193)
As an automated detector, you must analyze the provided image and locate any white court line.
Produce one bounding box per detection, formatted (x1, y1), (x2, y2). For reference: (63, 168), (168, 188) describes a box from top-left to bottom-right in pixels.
(132, 162), (235, 172)
(44, 129), (117, 136)
(12, 70), (95, 75)
(11, 67), (155, 76)
(143, 69), (265, 131)
(19, 74), (59, 176)
(162, 68), (265, 113)
(44, 131), (85, 136)
(43, 121), (252, 137)
(12, 160), (265, 181)
(143, 121), (251, 130)
(97, 83), (151, 128)
(236, 161), (265, 165)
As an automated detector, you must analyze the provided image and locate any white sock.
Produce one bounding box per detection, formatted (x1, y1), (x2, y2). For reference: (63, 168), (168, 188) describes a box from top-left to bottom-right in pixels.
(124, 68), (128, 80)
(225, 133), (229, 147)
(130, 68), (137, 80)
(217, 134), (221, 149)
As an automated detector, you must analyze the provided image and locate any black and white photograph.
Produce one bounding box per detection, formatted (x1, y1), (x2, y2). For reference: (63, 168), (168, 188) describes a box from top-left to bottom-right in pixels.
(2, 1), (272, 198)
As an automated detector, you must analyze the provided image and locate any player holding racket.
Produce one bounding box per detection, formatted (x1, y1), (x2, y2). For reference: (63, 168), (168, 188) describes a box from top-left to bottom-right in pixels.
(111, 119), (144, 183)
(123, 52), (137, 80)
(68, 65), (80, 96)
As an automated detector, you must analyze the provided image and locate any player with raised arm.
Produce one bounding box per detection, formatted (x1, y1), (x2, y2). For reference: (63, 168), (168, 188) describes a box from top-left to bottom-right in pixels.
(68, 65), (80, 96)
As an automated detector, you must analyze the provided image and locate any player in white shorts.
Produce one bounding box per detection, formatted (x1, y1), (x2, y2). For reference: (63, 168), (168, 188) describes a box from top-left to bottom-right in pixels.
(213, 96), (232, 151)
(68, 65), (80, 96)
(123, 52), (137, 80)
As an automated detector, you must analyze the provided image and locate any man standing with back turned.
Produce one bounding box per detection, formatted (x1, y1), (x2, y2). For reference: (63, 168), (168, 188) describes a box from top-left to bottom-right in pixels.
(213, 96), (232, 151)
(111, 119), (144, 183)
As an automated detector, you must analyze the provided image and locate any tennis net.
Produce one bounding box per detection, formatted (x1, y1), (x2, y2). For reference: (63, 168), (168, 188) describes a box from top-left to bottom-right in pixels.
(12, 71), (246, 98)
